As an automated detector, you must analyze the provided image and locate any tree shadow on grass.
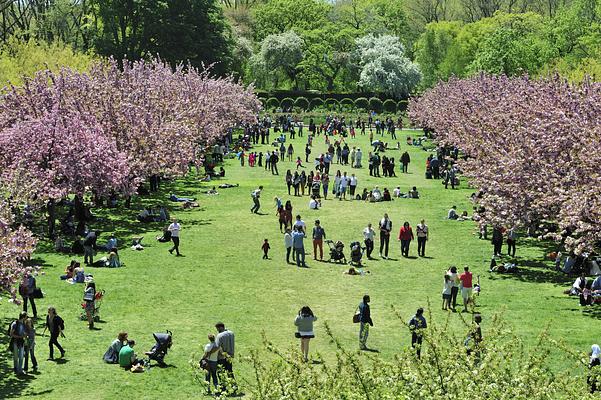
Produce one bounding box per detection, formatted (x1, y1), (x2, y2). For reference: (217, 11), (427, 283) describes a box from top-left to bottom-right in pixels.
(0, 318), (34, 399)
(487, 259), (573, 287)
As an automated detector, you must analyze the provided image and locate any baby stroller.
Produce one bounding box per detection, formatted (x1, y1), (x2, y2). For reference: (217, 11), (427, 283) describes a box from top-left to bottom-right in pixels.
(80, 289), (105, 322)
(145, 330), (173, 367)
(349, 241), (364, 266)
(326, 240), (346, 264)
(311, 181), (321, 198)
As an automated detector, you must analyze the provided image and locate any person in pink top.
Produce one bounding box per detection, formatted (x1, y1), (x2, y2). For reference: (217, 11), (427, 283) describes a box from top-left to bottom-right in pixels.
(459, 266), (473, 312)
(398, 221), (414, 258)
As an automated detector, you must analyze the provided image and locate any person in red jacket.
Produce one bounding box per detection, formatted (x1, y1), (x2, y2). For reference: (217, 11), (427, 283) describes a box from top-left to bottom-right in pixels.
(398, 221), (414, 258)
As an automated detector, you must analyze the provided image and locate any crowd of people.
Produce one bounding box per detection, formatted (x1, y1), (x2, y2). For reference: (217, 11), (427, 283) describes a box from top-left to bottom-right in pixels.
(11, 109), (593, 397)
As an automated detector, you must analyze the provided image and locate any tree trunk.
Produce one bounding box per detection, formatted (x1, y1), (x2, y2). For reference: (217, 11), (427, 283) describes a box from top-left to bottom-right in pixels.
(47, 199), (56, 239)
(74, 195), (87, 236)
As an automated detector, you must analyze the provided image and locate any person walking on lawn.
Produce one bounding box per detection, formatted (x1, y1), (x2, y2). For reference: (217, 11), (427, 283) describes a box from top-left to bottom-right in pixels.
(379, 213), (392, 259)
(398, 221), (414, 258)
(251, 186), (263, 214)
(168, 218), (181, 256)
(408, 308), (427, 359)
(312, 220), (326, 261)
(358, 295), (373, 350)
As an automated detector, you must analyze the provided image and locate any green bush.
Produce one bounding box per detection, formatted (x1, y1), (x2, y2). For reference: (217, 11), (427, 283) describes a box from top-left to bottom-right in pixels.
(294, 97), (309, 111)
(309, 98), (324, 111)
(280, 97), (294, 111)
(339, 98), (354, 111)
(383, 99), (397, 113)
(266, 97), (280, 110)
(324, 98), (339, 111)
(354, 97), (369, 110)
(246, 310), (590, 399)
(369, 97), (384, 113)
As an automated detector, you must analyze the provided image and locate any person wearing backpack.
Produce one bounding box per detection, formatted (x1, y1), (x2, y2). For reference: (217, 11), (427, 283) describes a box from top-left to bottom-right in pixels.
(19, 273), (37, 318)
(9, 311), (28, 375)
(43, 306), (65, 360)
(83, 282), (96, 329)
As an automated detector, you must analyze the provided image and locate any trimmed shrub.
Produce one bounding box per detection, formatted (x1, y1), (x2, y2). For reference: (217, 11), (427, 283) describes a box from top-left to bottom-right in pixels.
(383, 99), (397, 113)
(309, 98), (325, 111)
(354, 97), (369, 110)
(280, 97), (294, 111)
(266, 97), (280, 110)
(324, 98), (339, 111)
(397, 100), (409, 112)
(369, 97), (384, 113)
(294, 97), (309, 111)
(339, 98), (354, 111)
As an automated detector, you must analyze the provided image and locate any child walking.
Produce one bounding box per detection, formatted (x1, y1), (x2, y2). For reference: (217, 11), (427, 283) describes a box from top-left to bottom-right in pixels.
(262, 239), (270, 259)
(442, 274), (452, 310)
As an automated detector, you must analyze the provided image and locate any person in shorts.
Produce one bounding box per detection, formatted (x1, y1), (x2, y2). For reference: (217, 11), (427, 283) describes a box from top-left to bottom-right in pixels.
(459, 266), (473, 313)
(294, 306), (317, 362)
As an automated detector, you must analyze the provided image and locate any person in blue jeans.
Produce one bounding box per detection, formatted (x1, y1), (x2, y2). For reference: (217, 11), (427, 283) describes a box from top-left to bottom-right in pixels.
(292, 226), (307, 268)
(358, 295), (373, 350)
(9, 311), (28, 375)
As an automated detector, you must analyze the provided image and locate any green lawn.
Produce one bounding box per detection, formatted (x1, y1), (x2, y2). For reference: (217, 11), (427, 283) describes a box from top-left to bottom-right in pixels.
(0, 128), (594, 399)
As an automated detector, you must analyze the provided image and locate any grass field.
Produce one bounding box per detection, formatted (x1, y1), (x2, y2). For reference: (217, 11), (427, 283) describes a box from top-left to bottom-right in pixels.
(0, 128), (595, 399)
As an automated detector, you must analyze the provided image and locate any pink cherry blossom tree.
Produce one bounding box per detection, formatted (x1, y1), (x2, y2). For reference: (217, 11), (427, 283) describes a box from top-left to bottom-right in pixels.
(0, 201), (37, 302)
(409, 74), (601, 254)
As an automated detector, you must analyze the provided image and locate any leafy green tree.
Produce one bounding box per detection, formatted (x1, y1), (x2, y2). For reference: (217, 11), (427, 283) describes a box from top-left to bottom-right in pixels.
(251, 0), (331, 42)
(468, 12), (555, 76)
(93, 0), (233, 75)
(255, 30), (304, 89)
(0, 38), (94, 86)
(416, 21), (465, 87)
(356, 35), (421, 97)
(299, 24), (355, 91)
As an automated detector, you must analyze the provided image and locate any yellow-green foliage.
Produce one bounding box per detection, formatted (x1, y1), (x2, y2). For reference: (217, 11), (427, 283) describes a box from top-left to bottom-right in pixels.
(0, 38), (94, 87)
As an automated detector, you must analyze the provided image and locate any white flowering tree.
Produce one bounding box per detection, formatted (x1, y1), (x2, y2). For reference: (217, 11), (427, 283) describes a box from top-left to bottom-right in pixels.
(356, 34), (421, 97)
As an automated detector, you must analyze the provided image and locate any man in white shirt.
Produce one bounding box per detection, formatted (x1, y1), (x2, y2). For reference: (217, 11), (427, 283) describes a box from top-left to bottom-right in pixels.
(363, 223), (376, 259)
(393, 186), (402, 198)
(251, 186), (263, 214)
(416, 219), (429, 257)
(339, 172), (349, 200)
(349, 174), (358, 199)
(168, 219), (181, 256)
(294, 215), (306, 234)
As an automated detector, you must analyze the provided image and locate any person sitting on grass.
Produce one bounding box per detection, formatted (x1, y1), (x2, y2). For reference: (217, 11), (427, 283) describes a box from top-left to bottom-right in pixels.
(205, 187), (219, 195)
(372, 186), (382, 201)
(104, 332), (128, 364)
(457, 210), (471, 221)
(393, 186), (402, 198)
(382, 188), (392, 201)
(156, 226), (172, 243)
(60, 261), (78, 280)
(309, 196), (321, 210)
(119, 340), (142, 370)
(447, 206), (459, 220)
(566, 272), (588, 296)
(137, 208), (155, 223)
(408, 186), (419, 199)
(182, 200), (200, 209)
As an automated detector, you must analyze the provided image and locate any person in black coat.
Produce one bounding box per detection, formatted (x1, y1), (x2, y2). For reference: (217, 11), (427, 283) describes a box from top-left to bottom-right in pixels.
(43, 307), (65, 360)
(358, 295), (373, 350)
